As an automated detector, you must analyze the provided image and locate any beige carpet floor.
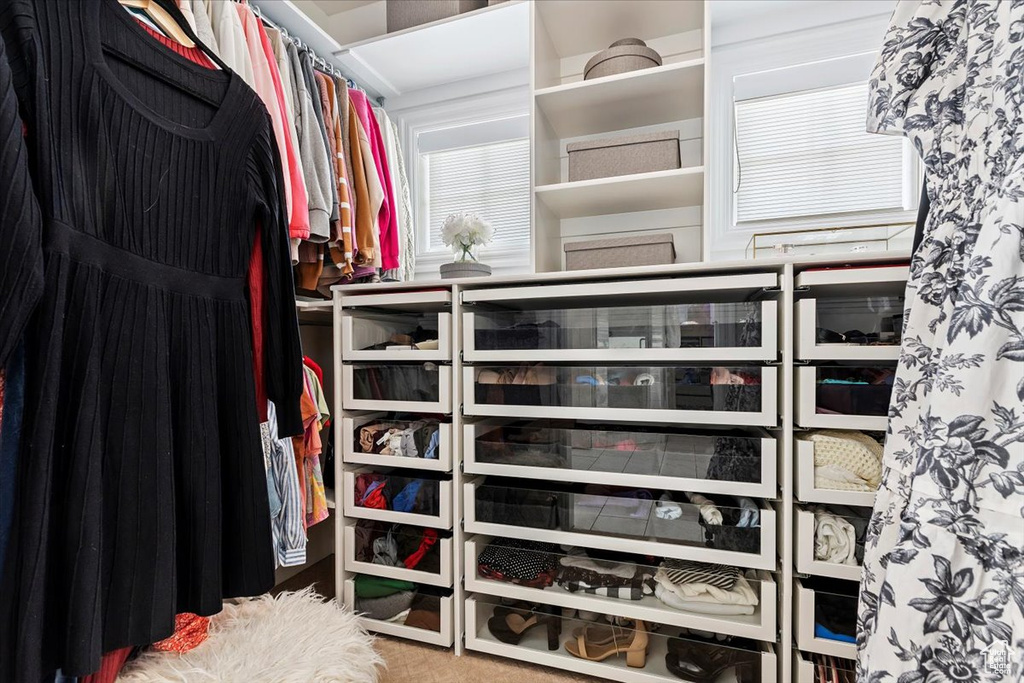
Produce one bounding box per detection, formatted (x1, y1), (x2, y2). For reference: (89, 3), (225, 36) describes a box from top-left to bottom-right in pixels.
(375, 635), (593, 683)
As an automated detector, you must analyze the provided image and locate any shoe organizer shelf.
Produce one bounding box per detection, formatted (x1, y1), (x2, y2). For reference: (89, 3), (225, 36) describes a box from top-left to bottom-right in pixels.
(342, 362), (452, 413)
(343, 412), (453, 472)
(794, 265), (907, 362)
(343, 579), (455, 648)
(793, 579), (859, 660)
(465, 595), (778, 683)
(462, 274), (779, 363)
(463, 421), (777, 498)
(794, 507), (867, 583)
(343, 468), (453, 529)
(794, 365), (894, 431)
(466, 364), (777, 427)
(464, 477), (777, 570)
(793, 437), (877, 508)
(464, 535), (777, 641)
(343, 524), (454, 588)
(340, 290), (452, 362)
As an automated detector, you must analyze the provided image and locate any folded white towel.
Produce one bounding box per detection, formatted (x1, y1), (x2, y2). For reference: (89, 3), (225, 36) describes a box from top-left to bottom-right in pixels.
(812, 506), (858, 565)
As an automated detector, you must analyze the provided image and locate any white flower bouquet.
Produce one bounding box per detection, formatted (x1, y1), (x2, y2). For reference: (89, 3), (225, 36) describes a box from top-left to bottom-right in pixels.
(441, 212), (493, 262)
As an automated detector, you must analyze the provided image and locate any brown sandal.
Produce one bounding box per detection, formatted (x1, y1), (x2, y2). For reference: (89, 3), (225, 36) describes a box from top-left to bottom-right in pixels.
(565, 621), (648, 668)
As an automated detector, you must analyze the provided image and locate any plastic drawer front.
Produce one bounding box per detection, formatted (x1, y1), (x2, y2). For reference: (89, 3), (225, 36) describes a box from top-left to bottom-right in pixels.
(343, 579), (453, 647)
(795, 366), (893, 431)
(343, 524), (453, 588)
(793, 578), (859, 660)
(795, 297), (902, 362)
(465, 594), (778, 683)
(465, 365), (778, 427)
(464, 291), (777, 363)
(464, 534), (777, 641)
(342, 362), (452, 414)
(794, 438), (877, 507)
(464, 421), (777, 498)
(343, 468), (453, 529)
(794, 506), (868, 582)
(464, 478), (777, 570)
(343, 413), (452, 472)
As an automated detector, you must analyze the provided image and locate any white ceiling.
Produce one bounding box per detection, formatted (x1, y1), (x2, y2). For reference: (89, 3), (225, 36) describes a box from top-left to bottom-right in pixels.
(305, 0), (378, 17)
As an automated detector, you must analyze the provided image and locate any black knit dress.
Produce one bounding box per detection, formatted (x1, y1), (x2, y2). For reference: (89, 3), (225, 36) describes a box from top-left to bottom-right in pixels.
(0, 1), (305, 679)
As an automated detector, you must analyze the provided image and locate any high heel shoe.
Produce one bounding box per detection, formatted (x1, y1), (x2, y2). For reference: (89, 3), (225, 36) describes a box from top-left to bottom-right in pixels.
(565, 620), (648, 668)
(487, 608), (562, 651)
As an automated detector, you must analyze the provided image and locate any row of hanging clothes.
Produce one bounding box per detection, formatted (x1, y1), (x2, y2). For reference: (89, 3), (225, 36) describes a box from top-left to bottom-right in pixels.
(190, 0), (416, 291)
(0, 0), (356, 681)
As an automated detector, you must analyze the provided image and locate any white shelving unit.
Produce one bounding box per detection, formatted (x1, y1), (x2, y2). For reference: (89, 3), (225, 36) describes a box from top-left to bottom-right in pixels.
(327, 254), (907, 680)
(530, 0), (711, 272)
(335, 289), (457, 648)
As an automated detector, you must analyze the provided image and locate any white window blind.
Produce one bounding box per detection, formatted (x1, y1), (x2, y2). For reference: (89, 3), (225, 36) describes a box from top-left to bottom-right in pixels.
(734, 83), (907, 223)
(424, 138), (530, 253)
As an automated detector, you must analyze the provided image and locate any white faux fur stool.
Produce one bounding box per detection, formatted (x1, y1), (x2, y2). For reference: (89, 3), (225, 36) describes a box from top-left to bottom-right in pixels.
(118, 589), (382, 682)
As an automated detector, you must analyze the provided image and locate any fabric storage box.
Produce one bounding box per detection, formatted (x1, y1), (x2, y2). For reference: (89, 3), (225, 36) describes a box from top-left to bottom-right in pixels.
(386, 0), (487, 32)
(567, 130), (679, 182)
(584, 38), (663, 81)
(564, 233), (675, 271)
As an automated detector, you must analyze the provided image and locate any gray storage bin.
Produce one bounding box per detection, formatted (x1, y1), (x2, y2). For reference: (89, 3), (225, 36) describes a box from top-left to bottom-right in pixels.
(584, 38), (662, 81)
(386, 0), (488, 33)
(567, 130), (680, 182)
(564, 234), (675, 271)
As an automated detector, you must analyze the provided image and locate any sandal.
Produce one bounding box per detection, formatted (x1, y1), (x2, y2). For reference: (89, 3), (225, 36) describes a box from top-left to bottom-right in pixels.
(564, 620), (648, 668)
(665, 637), (758, 682)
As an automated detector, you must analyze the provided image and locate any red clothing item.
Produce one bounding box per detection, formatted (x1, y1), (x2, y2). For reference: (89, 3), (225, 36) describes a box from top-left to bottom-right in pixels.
(303, 356), (323, 387)
(349, 90), (399, 270)
(80, 647), (131, 683)
(135, 20), (269, 419)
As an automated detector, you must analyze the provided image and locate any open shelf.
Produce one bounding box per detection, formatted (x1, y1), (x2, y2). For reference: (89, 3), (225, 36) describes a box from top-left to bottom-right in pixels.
(534, 167), (704, 219)
(333, 1), (529, 99)
(535, 59), (705, 139)
(534, 1), (705, 64)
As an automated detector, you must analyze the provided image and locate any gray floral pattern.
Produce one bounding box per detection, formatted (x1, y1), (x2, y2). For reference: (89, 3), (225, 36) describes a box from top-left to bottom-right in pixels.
(860, 1), (1024, 681)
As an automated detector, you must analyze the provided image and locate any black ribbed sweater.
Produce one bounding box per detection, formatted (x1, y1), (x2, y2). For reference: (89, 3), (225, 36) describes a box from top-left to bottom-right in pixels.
(0, 1), (305, 679)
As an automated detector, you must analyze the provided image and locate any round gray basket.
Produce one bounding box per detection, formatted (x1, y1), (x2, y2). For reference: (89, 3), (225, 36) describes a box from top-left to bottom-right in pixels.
(440, 261), (492, 279)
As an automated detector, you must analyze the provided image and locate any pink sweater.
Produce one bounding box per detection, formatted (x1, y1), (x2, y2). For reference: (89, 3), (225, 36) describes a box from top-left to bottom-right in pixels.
(349, 90), (398, 270)
(237, 4), (310, 240)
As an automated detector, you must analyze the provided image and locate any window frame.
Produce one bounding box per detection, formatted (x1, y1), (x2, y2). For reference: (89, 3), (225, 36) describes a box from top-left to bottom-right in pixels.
(708, 13), (920, 260)
(395, 86), (531, 278)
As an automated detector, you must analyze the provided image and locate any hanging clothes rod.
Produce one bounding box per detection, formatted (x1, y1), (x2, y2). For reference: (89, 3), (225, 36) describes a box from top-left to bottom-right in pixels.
(248, 0), (386, 107)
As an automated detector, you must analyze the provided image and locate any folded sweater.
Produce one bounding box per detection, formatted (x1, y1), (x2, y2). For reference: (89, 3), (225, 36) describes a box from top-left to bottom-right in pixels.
(654, 583), (756, 615)
(654, 570), (759, 606)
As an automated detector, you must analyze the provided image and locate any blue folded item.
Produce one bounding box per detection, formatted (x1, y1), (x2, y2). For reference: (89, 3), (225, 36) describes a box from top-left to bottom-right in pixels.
(815, 623), (856, 643)
(575, 375), (600, 385)
(424, 430), (440, 459)
(392, 480), (423, 512)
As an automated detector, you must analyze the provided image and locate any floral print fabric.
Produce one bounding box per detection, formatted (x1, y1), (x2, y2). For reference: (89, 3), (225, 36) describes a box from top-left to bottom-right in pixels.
(859, 2), (1024, 681)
